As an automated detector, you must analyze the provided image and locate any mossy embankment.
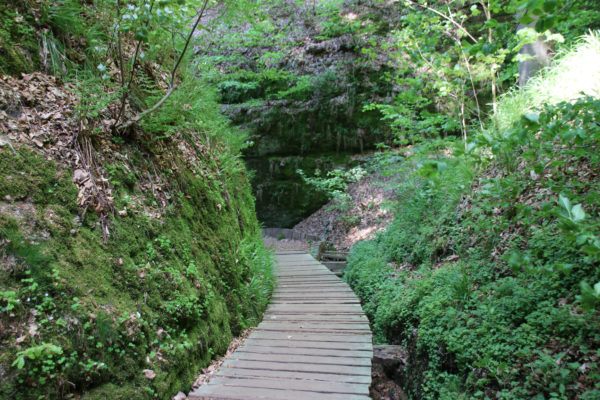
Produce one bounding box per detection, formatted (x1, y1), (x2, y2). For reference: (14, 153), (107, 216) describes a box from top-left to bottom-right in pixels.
(1, 2), (275, 397)
(0, 143), (272, 399)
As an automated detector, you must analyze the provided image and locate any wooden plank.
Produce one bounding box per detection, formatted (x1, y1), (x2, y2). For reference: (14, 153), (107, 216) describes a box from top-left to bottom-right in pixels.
(276, 259), (321, 263)
(276, 272), (336, 277)
(190, 385), (370, 400)
(275, 281), (345, 286)
(259, 321), (370, 330)
(276, 267), (329, 271)
(262, 314), (368, 322)
(243, 337), (373, 351)
(274, 286), (353, 291)
(255, 328), (370, 336)
(274, 287), (352, 292)
(276, 264), (328, 268)
(276, 277), (348, 282)
(270, 296), (357, 301)
(271, 298), (360, 305)
(212, 366), (371, 384)
(276, 267), (333, 272)
(250, 330), (372, 343)
(272, 288), (357, 299)
(266, 304), (364, 313)
(271, 292), (357, 298)
(220, 359), (372, 376)
(275, 283), (348, 288)
(228, 353), (371, 367)
(276, 275), (339, 280)
(236, 345), (371, 358)
(270, 297), (358, 302)
(196, 376), (369, 395)
(264, 311), (367, 321)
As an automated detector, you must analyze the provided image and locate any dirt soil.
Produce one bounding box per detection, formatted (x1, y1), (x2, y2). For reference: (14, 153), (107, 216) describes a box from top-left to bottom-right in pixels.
(294, 171), (398, 250)
(370, 364), (408, 400)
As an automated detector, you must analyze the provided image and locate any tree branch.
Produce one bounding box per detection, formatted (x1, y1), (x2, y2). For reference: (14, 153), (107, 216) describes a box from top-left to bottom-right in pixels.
(112, 0), (156, 130)
(170, 0), (210, 87)
(117, 0), (210, 131)
(116, 0), (126, 87)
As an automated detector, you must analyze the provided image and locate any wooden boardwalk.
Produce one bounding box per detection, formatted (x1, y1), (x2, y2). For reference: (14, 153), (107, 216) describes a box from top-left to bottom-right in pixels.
(189, 250), (372, 400)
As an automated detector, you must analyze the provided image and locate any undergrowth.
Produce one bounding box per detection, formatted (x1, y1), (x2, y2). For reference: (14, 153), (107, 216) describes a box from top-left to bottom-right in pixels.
(345, 33), (600, 400)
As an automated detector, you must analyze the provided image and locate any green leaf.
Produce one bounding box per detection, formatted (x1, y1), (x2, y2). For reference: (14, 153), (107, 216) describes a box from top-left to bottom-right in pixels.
(134, 28), (149, 42)
(484, 18), (499, 29)
(519, 13), (534, 25)
(12, 357), (24, 369)
(558, 194), (571, 213)
(571, 204), (585, 221)
(543, 0), (559, 12)
(535, 15), (556, 32)
(524, 113), (540, 124)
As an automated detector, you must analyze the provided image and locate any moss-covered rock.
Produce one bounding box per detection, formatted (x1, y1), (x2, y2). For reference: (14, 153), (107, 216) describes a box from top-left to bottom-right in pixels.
(0, 5), (40, 75)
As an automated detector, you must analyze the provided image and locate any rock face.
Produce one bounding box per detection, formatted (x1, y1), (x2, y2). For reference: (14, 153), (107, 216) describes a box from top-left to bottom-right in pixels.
(195, 0), (400, 226)
(245, 154), (341, 227)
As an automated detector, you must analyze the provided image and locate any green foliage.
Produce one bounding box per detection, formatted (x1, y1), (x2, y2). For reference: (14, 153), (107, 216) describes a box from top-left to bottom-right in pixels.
(363, 1), (600, 148)
(346, 94), (600, 398)
(297, 165), (367, 199)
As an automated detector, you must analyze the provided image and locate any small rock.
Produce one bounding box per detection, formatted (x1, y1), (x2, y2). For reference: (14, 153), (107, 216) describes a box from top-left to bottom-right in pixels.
(142, 369), (156, 380)
(4, 195), (11, 201)
(172, 392), (187, 400)
(372, 345), (407, 369)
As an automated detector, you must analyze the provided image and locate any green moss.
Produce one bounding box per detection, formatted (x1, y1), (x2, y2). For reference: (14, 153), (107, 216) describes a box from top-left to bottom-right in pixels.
(0, 6), (40, 75)
(0, 148), (77, 209)
(0, 147), (272, 399)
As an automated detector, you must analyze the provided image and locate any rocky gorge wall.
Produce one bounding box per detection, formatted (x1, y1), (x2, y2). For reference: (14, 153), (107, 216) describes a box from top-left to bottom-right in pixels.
(195, 0), (401, 226)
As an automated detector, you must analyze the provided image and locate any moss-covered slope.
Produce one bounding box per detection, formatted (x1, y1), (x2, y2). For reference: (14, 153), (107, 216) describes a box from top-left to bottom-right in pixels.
(0, 142), (272, 399)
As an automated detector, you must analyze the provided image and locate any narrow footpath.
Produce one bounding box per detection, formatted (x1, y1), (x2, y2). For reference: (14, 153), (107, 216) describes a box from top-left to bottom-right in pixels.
(190, 250), (372, 400)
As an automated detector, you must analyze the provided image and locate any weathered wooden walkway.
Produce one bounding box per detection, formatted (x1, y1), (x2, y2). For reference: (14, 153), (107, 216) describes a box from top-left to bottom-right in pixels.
(189, 250), (372, 400)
